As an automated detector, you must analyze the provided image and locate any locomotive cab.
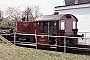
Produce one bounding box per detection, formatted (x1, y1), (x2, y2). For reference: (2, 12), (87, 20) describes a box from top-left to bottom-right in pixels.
(35, 14), (80, 47)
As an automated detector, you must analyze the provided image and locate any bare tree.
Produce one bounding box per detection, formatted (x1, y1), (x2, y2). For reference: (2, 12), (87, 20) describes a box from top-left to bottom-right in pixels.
(4, 5), (42, 22)
(22, 5), (42, 22)
(4, 6), (22, 30)
(4, 6), (21, 21)
(34, 5), (40, 20)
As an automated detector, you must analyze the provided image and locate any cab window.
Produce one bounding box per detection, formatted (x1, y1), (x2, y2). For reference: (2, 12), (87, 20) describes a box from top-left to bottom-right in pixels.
(61, 20), (65, 30)
(73, 20), (76, 29)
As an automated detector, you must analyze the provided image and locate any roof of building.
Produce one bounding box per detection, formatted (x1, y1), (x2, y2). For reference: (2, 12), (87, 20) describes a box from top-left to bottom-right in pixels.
(55, 3), (90, 8)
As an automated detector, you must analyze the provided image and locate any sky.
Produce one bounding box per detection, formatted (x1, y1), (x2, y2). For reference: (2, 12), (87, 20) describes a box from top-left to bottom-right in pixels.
(0, 0), (64, 15)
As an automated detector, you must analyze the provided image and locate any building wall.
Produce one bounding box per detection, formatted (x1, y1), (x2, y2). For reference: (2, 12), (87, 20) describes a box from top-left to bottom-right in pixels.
(65, 0), (90, 5)
(80, 0), (90, 3)
(65, 0), (75, 5)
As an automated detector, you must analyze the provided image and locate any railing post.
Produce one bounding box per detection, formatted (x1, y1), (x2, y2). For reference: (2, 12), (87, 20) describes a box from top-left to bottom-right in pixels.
(35, 30), (37, 49)
(85, 32), (86, 44)
(14, 32), (16, 44)
(64, 37), (66, 53)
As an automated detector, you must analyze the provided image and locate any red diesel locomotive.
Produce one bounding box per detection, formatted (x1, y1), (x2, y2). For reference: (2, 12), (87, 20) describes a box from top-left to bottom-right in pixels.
(17, 14), (82, 50)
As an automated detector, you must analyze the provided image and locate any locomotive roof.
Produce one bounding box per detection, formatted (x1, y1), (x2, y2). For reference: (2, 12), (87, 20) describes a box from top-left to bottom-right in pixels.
(35, 14), (78, 21)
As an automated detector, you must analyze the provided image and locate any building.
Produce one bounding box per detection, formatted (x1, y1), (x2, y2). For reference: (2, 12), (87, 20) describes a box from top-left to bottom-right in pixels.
(65, 0), (90, 5)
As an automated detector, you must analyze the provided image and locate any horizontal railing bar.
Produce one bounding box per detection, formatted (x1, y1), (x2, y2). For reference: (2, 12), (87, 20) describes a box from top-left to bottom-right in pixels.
(2, 33), (90, 39)
(78, 32), (90, 33)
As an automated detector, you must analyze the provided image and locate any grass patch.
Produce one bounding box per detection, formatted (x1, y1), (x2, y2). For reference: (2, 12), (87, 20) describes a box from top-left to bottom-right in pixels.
(0, 44), (90, 60)
(0, 39), (6, 44)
